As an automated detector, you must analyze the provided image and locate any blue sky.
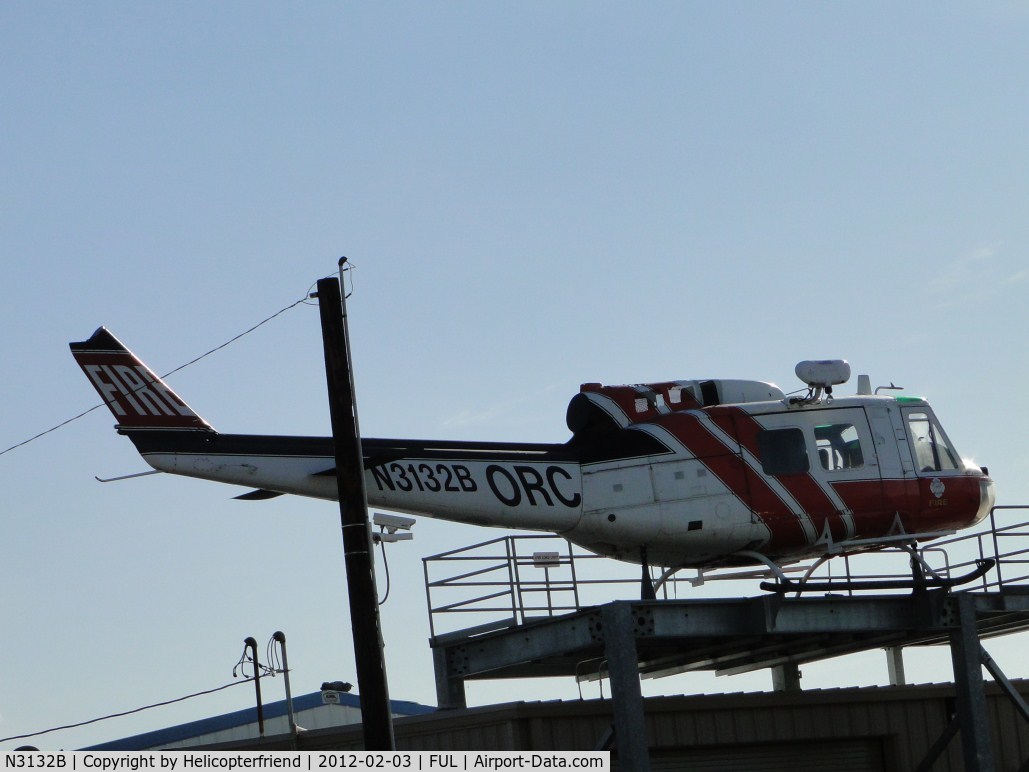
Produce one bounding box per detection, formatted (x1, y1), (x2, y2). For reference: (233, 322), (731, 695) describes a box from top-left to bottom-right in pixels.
(2, 1), (1028, 749)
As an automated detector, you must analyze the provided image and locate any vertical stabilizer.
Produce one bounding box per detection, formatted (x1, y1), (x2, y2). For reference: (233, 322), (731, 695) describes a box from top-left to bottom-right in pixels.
(69, 327), (215, 432)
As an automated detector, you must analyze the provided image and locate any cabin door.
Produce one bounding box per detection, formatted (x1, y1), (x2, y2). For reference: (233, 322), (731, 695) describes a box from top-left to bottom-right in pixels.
(749, 407), (883, 545)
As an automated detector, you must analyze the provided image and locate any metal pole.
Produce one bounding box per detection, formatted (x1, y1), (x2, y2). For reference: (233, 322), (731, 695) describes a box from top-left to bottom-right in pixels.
(990, 506), (1004, 588)
(316, 263), (396, 751)
(244, 637), (265, 737)
(273, 631), (298, 737)
(639, 546), (656, 600)
(886, 646), (907, 687)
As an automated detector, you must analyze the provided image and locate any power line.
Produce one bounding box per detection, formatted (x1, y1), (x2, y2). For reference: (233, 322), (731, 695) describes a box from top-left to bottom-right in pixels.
(0, 289), (313, 459)
(0, 679), (254, 744)
(160, 294), (311, 382)
(0, 403), (107, 458)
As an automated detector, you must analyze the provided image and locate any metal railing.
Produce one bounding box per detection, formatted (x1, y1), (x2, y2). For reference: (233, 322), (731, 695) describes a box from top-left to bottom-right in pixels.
(422, 535), (585, 639)
(923, 505), (1029, 591)
(422, 507), (1029, 638)
(421, 534), (675, 638)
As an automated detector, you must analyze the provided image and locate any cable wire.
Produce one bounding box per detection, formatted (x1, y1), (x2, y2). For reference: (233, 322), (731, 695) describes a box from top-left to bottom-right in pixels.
(0, 404), (107, 458)
(377, 533), (392, 605)
(0, 287), (316, 459)
(159, 294), (309, 382)
(0, 679), (254, 744)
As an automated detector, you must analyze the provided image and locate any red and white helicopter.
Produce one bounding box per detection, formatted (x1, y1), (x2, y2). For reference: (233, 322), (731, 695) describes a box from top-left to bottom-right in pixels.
(71, 327), (995, 584)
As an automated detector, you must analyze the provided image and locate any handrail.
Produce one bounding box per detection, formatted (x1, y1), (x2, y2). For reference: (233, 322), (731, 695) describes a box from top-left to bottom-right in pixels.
(422, 506), (1029, 637)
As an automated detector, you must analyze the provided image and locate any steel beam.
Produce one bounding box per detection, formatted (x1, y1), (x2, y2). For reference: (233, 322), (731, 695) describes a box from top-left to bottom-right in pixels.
(433, 646), (467, 710)
(886, 646), (907, 686)
(601, 603), (650, 772)
(949, 593), (995, 771)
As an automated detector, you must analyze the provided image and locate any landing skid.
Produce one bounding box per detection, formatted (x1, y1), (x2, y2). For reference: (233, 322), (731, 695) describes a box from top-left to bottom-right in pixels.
(651, 533), (995, 599)
(760, 557), (995, 594)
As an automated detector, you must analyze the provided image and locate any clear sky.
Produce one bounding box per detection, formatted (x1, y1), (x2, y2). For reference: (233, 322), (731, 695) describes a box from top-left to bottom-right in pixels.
(2, 1), (1028, 750)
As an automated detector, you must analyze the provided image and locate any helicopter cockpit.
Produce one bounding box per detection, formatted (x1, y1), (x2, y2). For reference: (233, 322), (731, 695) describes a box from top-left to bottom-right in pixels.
(904, 408), (963, 473)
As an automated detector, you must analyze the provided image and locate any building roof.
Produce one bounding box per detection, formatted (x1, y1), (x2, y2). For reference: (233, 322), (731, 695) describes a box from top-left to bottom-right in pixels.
(81, 691), (434, 751)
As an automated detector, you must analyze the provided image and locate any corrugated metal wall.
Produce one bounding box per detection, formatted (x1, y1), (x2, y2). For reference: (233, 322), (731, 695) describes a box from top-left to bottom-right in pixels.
(210, 681), (1029, 771)
(648, 739), (884, 772)
(448, 685), (1024, 770)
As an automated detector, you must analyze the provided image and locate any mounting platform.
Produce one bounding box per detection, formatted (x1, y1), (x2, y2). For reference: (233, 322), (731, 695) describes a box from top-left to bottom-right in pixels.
(432, 587), (1029, 697)
(424, 508), (1029, 770)
(431, 589), (1029, 771)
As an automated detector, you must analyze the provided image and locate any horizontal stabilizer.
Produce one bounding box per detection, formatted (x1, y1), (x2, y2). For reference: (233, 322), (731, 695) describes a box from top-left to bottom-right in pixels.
(234, 489), (286, 501)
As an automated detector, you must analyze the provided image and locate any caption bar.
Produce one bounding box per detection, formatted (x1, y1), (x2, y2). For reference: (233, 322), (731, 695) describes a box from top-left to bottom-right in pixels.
(2, 752), (609, 771)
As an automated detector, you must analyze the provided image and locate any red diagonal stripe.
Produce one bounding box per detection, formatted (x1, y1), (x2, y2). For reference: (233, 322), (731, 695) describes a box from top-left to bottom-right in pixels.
(710, 407), (851, 541)
(657, 413), (808, 549)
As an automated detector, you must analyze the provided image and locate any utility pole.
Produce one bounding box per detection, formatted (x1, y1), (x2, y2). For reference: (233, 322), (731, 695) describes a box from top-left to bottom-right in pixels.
(243, 637), (265, 737)
(317, 260), (396, 750)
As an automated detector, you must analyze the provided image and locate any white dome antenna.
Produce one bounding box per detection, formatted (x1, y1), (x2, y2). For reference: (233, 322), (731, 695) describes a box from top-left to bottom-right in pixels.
(789, 360), (851, 406)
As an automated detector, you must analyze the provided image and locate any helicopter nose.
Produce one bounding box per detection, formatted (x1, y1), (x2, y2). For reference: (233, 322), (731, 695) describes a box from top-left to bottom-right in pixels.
(973, 475), (996, 525)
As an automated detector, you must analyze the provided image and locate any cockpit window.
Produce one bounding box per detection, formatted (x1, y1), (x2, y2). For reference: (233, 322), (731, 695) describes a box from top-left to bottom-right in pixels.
(814, 423), (864, 470)
(906, 411), (961, 472)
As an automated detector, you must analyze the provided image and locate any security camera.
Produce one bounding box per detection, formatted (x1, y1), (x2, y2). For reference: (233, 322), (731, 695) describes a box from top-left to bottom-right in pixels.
(373, 513), (416, 532)
(374, 530), (413, 544)
(370, 513), (416, 544)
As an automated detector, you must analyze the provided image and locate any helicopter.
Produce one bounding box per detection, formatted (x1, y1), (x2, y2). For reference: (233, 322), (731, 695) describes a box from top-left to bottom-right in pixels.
(71, 327), (994, 577)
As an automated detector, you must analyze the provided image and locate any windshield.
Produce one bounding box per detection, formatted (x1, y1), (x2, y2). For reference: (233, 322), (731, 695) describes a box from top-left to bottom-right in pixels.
(905, 410), (962, 473)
